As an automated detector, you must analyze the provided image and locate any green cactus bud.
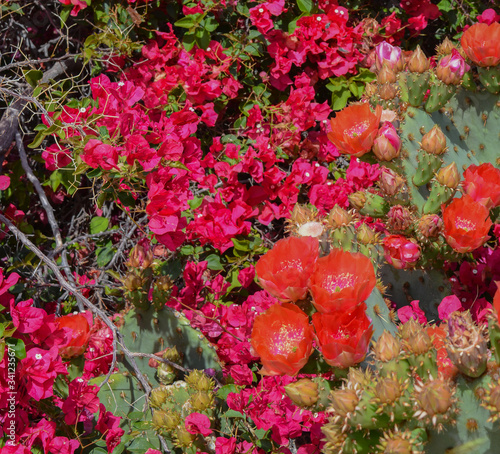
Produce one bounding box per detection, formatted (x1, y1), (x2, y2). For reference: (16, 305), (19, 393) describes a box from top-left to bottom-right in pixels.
(407, 46), (430, 73)
(422, 180), (455, 214)
(399, 318), (423, 342)
(173, 426), (195, 448)
(284, 378), (319, 408)
(412, 152), (443, 186)
(163, 346), (181, 363)
(184, 370), (215, 392)
(406, 328), (433, 356)
(190, 390), (214, 412)
(348, 191), (366, 210)
(378, 64), (398, 84)
(424, 79), (456, 113)
(478, 66), (500, 94)
(123, 272), (143, 292)
(149, 386), (169, 408)
(359, 192), (390, 218)
(413, 376), (457, 429)
(373, 330), (401, 362)
(157, 362), (177, 385)
(420, 125), (447, 156)
(347, 367), (374, 388)
(152, 409), (181, 431)
(445, 311), (488, 378)
(398, 72), (430, 106)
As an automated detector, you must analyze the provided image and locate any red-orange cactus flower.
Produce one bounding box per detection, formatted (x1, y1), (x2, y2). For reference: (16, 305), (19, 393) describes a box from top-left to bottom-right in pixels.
(312, 304), (373, 368)
(442, 195), (492, 253)
(57, 313), (91, 358)
(493, 282), (500, 320)
(251, 303), (314, 376)
(255, 236), (319, 302)
(327, 103), (383, 156)
(308, 248), (376, 314)
(463, 163), (500, 210)
(461, 22), (500, 67)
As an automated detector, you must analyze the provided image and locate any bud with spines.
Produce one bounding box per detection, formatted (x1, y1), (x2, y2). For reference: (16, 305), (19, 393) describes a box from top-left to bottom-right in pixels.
(445, 311), (488, 378)
(284, 378), (319, 408)
(372, 122), (401, 161)
(421, 125), (447, 156)
(436, 49), (470, 85)
(407, 46), (430, 74)
(349, 191), (389, 218)
(185, 370), (215, 392)
(413, 376), (456, 429)
(417, 214), (443, 239)
(378, 167), (406, 197)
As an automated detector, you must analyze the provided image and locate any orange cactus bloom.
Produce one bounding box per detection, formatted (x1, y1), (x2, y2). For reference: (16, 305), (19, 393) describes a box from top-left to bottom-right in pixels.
(442, 195), (492, 253)
(327, 103), (382, 156)
(312, 304), (373, 368)
(255, 236), (319, 302)
(309, 248), (376, 313)
(251, 303), (314, 376)
(463, 163), (500, 210)
(426, 325), (459, 381)
(57, 313), (91, 358)
(461, 22), (500, 67)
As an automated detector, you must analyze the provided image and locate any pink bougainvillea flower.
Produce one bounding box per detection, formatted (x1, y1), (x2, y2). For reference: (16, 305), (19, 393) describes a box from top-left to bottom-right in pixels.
(81, 139), (119, 171)
(438, 295), (463, 321)
(251, 303), (314, 376)
(442, 195), (492, 253)
(56, 313), (91, 358)
(397, 300), (427, 324)
(383, 234), (421, 269)
(461, 22), (500, 67)
(61, 378), (100, 425)
(185, 412), (213, 436)
(19, 347), (68, 400)
(10, 299), (46, 333)
(0, 175), (10, 190)
(312, 304), (373, 368)
(327, 103), (383, 156)
(255, 236), (319, 302)
(463, 163), (500, 210)
(308, 248), (376, 313)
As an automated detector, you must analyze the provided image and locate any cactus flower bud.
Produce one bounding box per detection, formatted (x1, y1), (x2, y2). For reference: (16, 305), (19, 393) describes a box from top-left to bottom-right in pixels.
(436, 162), (460, 189)
(123, 272), (143, 292)
(383, 235), (421, 269)
(284, 378), (319, 407)
(387, 205), (413, 232)
(190, 390), (214, 412)
(375, 373), (405, 405)
(152, 409), (180, 431)
(378, 429), (420, 454)
(157, 362), (177, 385)
(445, 311), (488, 378)
(185, 370), (215, 392)
(356, 223), (379, 245)
(379, 167), (405, 197)
(377, 64), (397, 84)
(328, 205), (353, 228)
(329, 386), (360, 418)
(149, 386), (169, 408)
(174, 426), (195, 448)
(436, 37), (456, 56)
(127, 244), (153, 269)
(372, 122), (401, 161)
(421, 125), (447, 155)
(413, 377), (455, 427)
(406, 328), (433, 355)
(348, 191), (367, 210)
(407, 45), (430, 73)
(436, 49), (470, 85)
(373, 330), (401, 362)
(378, 83), (398, 100)
(417, 214), (443, 238)
(399, 318), (422, 341)
(482, 380), (500, 422)
(375, 42), (404, 72)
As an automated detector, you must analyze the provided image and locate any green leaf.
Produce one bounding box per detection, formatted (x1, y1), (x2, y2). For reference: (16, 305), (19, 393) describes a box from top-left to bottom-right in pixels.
(174, 14), (200, 29)
(202, 16), (218, 32)
(296, 0), (313, 13)
(164, 160), (189, 171)
(7, 338), (26, 359)
(206, 254), (223, 271)
(23, 69), (43, 88)
(96, 247), (115, 268)
(217, 384), (240, 400)
(330, 87), (351, 110)
(27, 131), (46, 149)
(437, 0), (453, 12)
(224, 409), (246, 419)
(90, 216), (109, 234)
(195, 27), (211, 50)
